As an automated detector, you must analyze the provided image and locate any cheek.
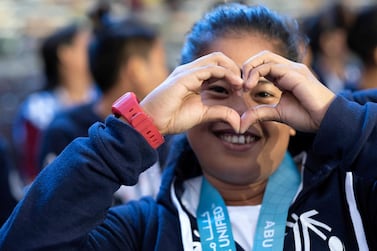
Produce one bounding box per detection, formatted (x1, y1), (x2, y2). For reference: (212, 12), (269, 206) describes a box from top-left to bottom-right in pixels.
(187, 125), (206, 150)
(269, 121), (291, 141)
(187, 125), (212, 163)
(261, 122), (291, 157)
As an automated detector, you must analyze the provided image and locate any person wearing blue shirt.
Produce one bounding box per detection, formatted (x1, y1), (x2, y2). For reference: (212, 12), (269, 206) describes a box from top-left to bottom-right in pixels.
(1, 3), (377, 250)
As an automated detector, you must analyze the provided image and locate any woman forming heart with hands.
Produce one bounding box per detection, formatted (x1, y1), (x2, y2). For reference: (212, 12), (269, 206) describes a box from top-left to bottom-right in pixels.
(2, 3), (377, 251)
(141, 50), (335, 135)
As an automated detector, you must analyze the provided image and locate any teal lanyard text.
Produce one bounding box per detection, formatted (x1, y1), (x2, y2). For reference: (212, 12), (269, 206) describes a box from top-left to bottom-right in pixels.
(196, 152), (301, 251)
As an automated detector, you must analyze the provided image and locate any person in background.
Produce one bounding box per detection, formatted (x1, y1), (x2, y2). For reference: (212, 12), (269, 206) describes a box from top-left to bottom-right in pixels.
(12, 23), (98, 185)
(0, 137), (18, 227)
(303, 2), (360, 93)
(38, 8), (170, 202)
(2, 3), (377, 250)
(347, 4), (377, 90)
(288, 3), (359, 157)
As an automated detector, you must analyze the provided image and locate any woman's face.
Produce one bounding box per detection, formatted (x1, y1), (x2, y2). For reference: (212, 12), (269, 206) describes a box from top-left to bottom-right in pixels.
(187, 34), (295, 186)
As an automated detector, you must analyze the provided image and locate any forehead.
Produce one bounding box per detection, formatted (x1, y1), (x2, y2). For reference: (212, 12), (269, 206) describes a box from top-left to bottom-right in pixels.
(204, 34), (281, 66)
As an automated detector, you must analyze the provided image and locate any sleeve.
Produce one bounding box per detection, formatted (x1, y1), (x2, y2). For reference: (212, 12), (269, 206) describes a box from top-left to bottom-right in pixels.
(289, 89), (377, 159)
(310, 94), (377, 176)
(0, 116), (158, 250)
(339, 88), (377, 104)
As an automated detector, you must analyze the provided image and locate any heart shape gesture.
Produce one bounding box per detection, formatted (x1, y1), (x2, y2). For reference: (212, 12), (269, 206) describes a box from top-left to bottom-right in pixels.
(239, 51), (336, 133)
(141, 51), (335, 135)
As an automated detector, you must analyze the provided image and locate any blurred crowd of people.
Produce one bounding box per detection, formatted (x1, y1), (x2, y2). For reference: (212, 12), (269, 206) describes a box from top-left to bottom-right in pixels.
(1, 0), (172, 226)
(2, 0), (377, 228)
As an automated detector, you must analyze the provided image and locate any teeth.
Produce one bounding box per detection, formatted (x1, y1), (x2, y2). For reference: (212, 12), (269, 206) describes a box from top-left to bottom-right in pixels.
(220, 134), (257, 144)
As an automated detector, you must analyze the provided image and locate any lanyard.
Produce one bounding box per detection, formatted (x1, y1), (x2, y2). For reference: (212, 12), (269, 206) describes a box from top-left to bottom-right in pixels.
(196, 152), (300, 251)
(197, 176), (237, 251)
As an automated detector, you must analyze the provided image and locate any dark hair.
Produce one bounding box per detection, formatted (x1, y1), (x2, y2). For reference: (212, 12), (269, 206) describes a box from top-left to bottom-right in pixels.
(87, 0), (112, 35)
(348, 4), (377, 65)
(180, 3), (302, 64)
(40, 24), (83, 90)
(88, 17), (158, 93)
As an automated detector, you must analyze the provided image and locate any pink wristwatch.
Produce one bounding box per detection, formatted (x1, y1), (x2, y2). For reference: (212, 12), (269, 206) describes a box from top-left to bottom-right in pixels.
(112, 92), (164, 149)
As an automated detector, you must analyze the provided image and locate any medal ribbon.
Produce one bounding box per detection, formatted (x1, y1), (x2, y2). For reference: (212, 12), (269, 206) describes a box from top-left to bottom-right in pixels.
(197, 152), (300, 251)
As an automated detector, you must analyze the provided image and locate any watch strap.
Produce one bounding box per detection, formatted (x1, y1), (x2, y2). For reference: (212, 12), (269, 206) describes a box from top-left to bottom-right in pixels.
(112, 92), (164, 149)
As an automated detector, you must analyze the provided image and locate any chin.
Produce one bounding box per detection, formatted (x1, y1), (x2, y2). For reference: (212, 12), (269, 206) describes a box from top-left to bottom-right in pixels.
(205, 164), (263, 185)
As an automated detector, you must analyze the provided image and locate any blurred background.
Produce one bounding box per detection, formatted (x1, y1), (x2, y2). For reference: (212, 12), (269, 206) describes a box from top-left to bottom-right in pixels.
(1, 0), (377, 226)
(0, 0), (374, 155)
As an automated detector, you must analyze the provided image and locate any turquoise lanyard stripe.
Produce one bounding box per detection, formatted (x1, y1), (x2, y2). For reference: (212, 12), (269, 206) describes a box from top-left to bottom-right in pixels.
(197, 177), (237, 251)
(196, 152), (300, 251)
(253, 153), (301, 250)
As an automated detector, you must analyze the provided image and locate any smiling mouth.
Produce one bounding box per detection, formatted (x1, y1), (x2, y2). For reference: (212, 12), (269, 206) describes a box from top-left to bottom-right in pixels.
(217, 133), (260, 145)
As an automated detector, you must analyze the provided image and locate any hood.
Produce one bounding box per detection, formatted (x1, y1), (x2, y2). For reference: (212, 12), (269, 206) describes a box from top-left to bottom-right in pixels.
(155, 133), (202, 209)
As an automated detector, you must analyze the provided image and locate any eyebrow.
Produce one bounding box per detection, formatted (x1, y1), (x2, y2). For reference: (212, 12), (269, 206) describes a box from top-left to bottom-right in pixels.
(258, 78), (273, 85)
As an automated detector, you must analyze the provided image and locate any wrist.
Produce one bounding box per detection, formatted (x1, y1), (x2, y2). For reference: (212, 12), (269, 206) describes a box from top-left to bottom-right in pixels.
(112, 92), (164, 149)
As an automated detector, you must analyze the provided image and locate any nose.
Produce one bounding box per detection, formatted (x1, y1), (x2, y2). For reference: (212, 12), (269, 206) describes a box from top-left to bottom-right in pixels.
(231, 92), (256, 115)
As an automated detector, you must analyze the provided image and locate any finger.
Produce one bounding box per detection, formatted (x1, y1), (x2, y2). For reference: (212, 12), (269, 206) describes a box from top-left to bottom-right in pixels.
(242, 51), (292, 82)
(242, 51), (330, 102)
(202, 105), (241, 133)
(179, 52), (242, 78)
(245, 62), (335, 112)
(244, 61), (313, 92)
(244, 62), (300, 91)
(240, 94), (321, 133)
(181, 64), (244, 92)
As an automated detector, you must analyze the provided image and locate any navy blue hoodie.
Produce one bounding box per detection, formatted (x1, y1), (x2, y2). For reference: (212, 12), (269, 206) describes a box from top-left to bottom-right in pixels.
(1, 93), (377, 250)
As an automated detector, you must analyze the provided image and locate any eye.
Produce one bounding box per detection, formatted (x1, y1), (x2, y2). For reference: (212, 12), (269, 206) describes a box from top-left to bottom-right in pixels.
(255, 91), (273, 98)
(251, 89), (280, 105)
(201, 78), (231, 98)
(208, 85), (229, 94)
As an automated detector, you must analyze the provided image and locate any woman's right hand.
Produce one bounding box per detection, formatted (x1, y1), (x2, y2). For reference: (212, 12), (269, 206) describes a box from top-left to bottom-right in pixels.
(140, 52), (244, 135)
